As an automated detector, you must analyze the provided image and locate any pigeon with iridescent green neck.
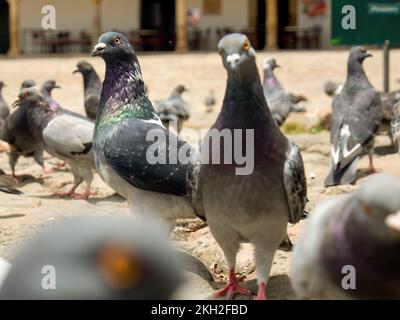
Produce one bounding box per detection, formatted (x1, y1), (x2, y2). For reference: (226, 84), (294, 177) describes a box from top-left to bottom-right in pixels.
(92, 32), (197, 222)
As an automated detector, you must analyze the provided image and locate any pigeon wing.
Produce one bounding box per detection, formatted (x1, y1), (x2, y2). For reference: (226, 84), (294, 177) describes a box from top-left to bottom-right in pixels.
(103, 119), (192, 196)
(43, 114), (94, 160)
(283, 142), (308, 224)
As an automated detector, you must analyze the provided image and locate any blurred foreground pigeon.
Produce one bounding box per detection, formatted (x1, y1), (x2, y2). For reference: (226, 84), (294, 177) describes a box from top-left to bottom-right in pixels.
(73, 60), (102, 120)
(188, 34), (307, 300)
(263, 59), (306, 126)
(325, 47), (382, 187)
(92, 32), (197, 221)
(154, 85), (191, 133)
(0, 81), (10, 120)
(0, 216), (182, 299)
(0, 81), (46, 178)
(40, 80), (62, 112)
(0, 169), (22, 195)
(16, 88), (95, 199)
(292, 174), (400, 299)
(204, 90), (216, 113)
(324, 81), (343, 97)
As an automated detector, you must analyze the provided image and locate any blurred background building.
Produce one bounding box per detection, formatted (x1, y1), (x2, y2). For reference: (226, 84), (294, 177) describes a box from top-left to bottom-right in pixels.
(0, 0), (331, 56)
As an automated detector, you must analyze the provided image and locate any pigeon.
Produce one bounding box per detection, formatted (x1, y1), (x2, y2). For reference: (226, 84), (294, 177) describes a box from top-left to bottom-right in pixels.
(263, 59), (306, 126)
(0, 81), (46, 179)
(20, 79), (36, 89)
(40, 79), (62, 112)
(187, 34), (307, 300)
(288, 93), (308, 105)
(381, 89), (400, 144)
(0, 215), (183, 299)
(0, 81), (10, 120)
(15, 87), (96, 199)
(0, 169), (22, 195)
(325, 80), (399, 144)
(73, 60), (102, 120)
(292, 174), (400, 300)
(204, 90), (216, 113)
(92, 32), (197, 222)
(324, 81), (343, 97)
(154, 85), (191, 133)
(391, 102), (400, 153)
(325, 47), (382, 187)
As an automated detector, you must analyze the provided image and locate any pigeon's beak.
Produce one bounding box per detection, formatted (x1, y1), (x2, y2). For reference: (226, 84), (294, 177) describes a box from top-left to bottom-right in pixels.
(12, 100), (20, 108)
(92, 42), (107, 57)
(386, 211), (400, 232)
(226, 53), (241, 70)
(54, 85), (61, 89)
(73, 69), (79, 74)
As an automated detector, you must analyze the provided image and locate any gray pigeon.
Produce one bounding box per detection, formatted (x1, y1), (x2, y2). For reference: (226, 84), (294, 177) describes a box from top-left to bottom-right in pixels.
(324, 81), (343, 97)
(0, 81), (10, 120)
(154, 85), (191, 133)
(92, 32), (197, 221)
(325, 79), (399, 144)
(0, 80), (47, 179)
(292, 174), (400, 300)
(0, 215), (182, 299)
(15, 88), (95, 199)
(40, 80), (62, 112)
(381, 89), (400, 144)
(188, 34), (307, 300)
(391, 102), (400, 153)
(204, 90), (216, 113)
(73, 60), (102, 120)
(325, 47), (382, 187)
(20, 79), (36, 89)
(263, 58), (306, 127)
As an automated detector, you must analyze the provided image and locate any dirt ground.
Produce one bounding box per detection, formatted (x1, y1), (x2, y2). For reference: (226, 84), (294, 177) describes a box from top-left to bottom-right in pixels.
(0, 49), (400, 299)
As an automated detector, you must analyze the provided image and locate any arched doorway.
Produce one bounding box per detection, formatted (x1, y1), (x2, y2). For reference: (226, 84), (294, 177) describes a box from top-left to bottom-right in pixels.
(0, 0), (9, 54)
(140, 0), (176, 51)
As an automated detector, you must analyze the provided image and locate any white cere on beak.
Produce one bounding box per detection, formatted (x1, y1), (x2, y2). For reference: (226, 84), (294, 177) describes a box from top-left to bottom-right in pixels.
(226, 53), (241, 69)
(94, 42), (107, 51)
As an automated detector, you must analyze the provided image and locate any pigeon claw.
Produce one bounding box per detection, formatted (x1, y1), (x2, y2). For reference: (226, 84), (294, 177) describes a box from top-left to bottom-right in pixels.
(215, 271), (253, 300)
(255, 282), (267, 300)
(71, 191), (97, 200)
(53, 191), (75, 198)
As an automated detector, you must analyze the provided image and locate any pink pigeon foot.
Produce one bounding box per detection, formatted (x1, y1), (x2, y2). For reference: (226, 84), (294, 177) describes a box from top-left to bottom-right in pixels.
(215, 270), (253, 300)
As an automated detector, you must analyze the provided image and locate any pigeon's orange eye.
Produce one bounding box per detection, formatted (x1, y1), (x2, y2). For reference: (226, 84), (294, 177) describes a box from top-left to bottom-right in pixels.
(24, 92), (30, 97)
(243, 41), (250, 51)
(114, 37), (121, 46)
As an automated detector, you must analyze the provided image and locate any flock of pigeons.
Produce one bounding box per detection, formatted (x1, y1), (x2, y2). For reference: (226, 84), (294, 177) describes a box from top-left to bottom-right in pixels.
(0, 32), (399, 300)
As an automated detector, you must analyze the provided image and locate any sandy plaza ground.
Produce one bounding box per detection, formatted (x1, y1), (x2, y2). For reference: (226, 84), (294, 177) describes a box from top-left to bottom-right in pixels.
(1, 48), (400, 299)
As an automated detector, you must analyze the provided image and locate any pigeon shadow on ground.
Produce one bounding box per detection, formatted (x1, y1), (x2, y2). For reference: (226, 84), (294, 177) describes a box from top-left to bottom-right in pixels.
(211, 275), (295, 300)
(375, 144), (397, 156)
(86, 193), (126, 205)
(17, 175), (43, 187)
(31, 193), (126, 204)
